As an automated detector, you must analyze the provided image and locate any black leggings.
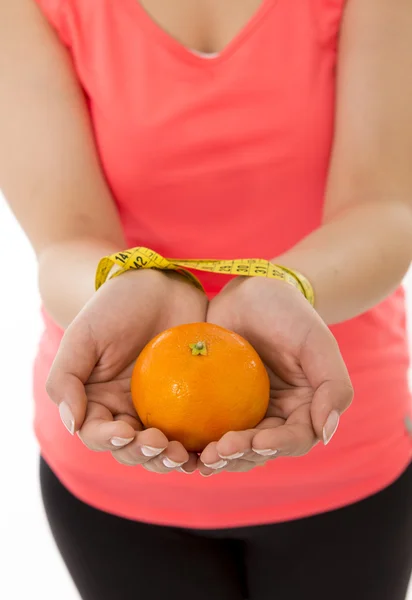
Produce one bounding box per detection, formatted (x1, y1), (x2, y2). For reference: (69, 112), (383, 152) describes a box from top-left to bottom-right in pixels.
(40, 457), (412, 600)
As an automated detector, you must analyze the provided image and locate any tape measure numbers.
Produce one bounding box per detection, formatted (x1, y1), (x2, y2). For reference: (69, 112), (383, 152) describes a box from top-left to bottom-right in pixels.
(95, 246), (314, 306)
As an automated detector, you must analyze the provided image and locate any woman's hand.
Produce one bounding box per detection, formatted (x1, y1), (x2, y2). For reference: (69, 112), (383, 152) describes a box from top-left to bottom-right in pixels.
(197, 277), (353, 476)
(46, 269), (208, 474)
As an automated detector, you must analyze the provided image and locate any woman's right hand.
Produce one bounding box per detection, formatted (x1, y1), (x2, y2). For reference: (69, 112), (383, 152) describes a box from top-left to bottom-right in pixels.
(46, 268), (208, 474)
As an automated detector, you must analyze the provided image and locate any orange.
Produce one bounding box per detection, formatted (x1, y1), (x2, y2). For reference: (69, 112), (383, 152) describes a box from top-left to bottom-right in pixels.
(131, 322), (270, 452)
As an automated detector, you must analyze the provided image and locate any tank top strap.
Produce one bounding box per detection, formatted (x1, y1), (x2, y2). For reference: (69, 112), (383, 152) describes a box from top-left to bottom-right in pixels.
(311, 0), (347, 46)
(34, 0), (70, 45)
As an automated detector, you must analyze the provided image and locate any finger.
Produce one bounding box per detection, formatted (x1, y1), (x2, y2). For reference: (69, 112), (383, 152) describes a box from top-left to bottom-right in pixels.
(312, 380), (353, 445)
(178, 452), (198, 474)
(199, 436), (259, 475)
(197, 455), (263, 476)
(78, 402), (137, 451)
(198, 449), (226, 477)
(199, 442), (229, 472)
(198, 442), (229, 476)
(215, 430), (256, 461)
(111, 427), (169, 466)
(143, 440), (190, 473)
(199, 431), (255, 470)
(301, 323), (354, 444)
(252, 407), (317, 457)
(46, 318), (97, 434)
(114, 413), (142, 429)
(215, 428), (278, 464)
(201, 430), (269, 471)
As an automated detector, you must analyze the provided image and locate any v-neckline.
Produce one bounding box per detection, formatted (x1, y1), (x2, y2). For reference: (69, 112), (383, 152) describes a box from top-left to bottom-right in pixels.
(129, 0), (278, 66)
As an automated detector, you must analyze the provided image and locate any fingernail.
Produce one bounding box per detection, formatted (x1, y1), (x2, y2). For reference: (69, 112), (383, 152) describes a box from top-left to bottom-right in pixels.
(178, 467), (194, 474)
(203, 459), (228, 470)
(59, 402), (75, 435)
(163, 457), (185, 468)
(219, 451), (245, 460)
(323, 410), (340, 445)
(200, 472), (213, 477)
(141, 446), (166, 457)
(111, 437), (134, 447)
(253, 448), (278, 456)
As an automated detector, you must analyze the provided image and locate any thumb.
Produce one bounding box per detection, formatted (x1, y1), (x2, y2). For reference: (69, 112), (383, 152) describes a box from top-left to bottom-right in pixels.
(46, 318), (98, 434)
(300, 322), (354, 445)
(310, 379), (354, 445)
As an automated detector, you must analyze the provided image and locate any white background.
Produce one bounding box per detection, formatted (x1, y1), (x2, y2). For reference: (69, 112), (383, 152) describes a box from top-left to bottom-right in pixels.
(1, 194), (412, 599)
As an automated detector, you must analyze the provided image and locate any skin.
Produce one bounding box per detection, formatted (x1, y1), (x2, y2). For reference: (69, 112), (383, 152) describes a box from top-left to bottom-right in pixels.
(1, 0), (411, 476)
(48, 269), (207, 472)
(197, 277), (352, 476)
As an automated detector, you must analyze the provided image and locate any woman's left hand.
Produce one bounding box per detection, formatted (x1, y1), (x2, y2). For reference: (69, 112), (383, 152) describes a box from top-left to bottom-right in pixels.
(197, 276), (354, 476)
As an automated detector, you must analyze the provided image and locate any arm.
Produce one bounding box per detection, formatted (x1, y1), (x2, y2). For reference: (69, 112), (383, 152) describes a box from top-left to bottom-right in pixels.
(274, 0), (412, 325)
(0, 0), (126, 329)
(0, 0), (206, 473)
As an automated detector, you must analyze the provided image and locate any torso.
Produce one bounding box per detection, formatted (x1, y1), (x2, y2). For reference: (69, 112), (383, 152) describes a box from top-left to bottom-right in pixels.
(33, 0), (412, 529)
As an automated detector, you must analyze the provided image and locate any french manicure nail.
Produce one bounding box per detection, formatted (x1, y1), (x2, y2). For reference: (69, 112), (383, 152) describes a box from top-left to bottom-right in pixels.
(178, 467), (194, 474)
(203, 459), (228, 470)
(200, 472), (213, 477)
(253, 448), (278, 457)
(219, 451), (245, 460)
(59, 402), (75, 435)
(141, 446), (166, 457)
(111, 437), (134, 447)
(163, 457), (185, 468)
(323, 410), (340, 445)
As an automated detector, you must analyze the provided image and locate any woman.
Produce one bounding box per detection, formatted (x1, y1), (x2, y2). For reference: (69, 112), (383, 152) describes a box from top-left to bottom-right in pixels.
(1, 0), (412, 598)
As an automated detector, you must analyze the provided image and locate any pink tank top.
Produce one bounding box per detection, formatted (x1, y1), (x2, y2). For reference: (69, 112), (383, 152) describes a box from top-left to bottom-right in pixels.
(33, 0), (412, 528)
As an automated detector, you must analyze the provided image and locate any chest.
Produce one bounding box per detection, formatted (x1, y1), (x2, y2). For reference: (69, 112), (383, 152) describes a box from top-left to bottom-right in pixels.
(137, 0), (266, 53)
(68, 0), (342, 211)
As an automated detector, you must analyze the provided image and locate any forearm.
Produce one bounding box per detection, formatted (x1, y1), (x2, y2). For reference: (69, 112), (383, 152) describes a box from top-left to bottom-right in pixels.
(274, 200), (412, 325)
(38, 238), (123, 329)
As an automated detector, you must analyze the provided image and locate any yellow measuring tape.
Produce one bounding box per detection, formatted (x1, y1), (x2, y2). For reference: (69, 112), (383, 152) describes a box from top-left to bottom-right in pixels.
(95, 246), (315, 306)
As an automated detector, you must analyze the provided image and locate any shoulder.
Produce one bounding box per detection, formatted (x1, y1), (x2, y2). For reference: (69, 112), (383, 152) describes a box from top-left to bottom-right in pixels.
(32, 0), (114, 47)
(33, 0), (65, 31)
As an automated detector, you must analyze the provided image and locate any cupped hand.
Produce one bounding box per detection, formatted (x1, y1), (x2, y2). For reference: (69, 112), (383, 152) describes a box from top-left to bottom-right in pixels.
(197, 276), (354, 476)
(46, 269), (208, 474)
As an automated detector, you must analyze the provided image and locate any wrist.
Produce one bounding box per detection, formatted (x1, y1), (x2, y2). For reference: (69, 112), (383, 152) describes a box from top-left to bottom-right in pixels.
(38, 238), (124, 329)
(219, 268), (312, 307)
(240, 273), (304, 300)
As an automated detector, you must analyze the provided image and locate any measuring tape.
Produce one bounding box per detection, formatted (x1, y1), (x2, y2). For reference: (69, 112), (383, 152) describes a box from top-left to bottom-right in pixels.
(95, 246), (315, 306)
